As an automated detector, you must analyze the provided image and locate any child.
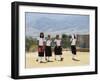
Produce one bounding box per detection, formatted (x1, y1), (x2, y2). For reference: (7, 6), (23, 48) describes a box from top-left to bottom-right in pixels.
(37, 32), (45, 63)
(45, 35), (52, 62)
(70, 34), (80, 61)
(54, 35), (63, 61)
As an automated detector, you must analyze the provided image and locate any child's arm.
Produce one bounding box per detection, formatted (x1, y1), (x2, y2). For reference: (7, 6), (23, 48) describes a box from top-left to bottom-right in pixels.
(54, 39), (57, 46)
(43, 39), (46, 49)
(37, 38), (39, 46)
(37, 40), (39, 46)
(61, 40), (63, 47)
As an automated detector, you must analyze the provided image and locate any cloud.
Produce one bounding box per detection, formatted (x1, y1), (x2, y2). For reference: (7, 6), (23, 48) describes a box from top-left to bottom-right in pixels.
(25, 12), (89, 37)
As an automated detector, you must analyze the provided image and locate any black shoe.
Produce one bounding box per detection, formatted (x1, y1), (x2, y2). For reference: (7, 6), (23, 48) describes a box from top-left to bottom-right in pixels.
(36, 59), (38, 62)
(72, 58), (80, 61)
(45, 58), (47, 61)
(47, 60), (51, 62)
(40, 61), (43, 63)
(61, 58), (63, 61)
(40, 61), (47, 63)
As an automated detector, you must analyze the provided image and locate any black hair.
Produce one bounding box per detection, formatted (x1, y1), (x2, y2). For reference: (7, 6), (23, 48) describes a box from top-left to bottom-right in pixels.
(56, 35), (59, 39)
(40, 32), (44, 38)
(48, 35), (50, 38)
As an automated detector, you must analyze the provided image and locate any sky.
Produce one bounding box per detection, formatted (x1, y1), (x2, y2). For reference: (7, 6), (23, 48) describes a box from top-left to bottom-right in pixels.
(25, 12), (89, 38)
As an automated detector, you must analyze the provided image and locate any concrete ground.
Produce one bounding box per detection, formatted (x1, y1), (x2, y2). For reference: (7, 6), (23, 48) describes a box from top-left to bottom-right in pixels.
(25, 51), (89, 68)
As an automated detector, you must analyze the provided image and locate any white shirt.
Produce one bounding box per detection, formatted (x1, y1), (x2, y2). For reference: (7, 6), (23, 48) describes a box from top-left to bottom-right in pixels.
(70, 38), (77, 45)
(46, 40), (52, 46)
(71, 34), (77, 39)
(38, 38), (45, 46)
(54, 39), (61, 46)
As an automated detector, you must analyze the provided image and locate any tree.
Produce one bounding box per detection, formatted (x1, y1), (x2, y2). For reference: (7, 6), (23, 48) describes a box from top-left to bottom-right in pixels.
(25, 36), (37, 52)
(61, 34), (70, 48)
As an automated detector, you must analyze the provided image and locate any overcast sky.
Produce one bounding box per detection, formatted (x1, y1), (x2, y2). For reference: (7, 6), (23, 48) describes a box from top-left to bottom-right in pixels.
(25, 12), (89, 38)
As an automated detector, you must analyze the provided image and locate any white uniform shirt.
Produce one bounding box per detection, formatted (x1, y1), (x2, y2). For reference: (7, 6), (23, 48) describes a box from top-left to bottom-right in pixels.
(38, 38), (45, 46)
(71, 34), (77, 39)
(70, 38), (77, 45)
(54, 39), (61, 46)
(46, 40), (52, 46)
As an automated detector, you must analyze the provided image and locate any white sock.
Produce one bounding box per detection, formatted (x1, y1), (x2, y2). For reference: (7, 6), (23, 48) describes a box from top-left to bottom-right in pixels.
(38, 57), (42, 62)
(57, 55), (61, 61)
(42, 57), (45, 62)
(55, 55), (59, 60)
(36, 57), (39, 60)
(48, 57), (50, 61)
(72, 55), (76, 59)
(46, 57), (48, 61)
(60, 55), (62, 59)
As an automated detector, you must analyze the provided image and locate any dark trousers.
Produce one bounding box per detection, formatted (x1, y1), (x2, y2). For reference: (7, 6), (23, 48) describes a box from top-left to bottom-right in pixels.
(54, 46), (62, 55)
(45, 46), (52, 57)
(71, 45), (76, 55)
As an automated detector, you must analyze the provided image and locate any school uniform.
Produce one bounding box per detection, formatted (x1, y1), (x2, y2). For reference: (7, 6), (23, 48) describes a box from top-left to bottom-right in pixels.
(54, 39), (62, 55)
(54, 39), (63, 61)
(38, 38), (45, 57)
(45, 40), (52, 57)
(70, 38), (77, 55)
(70, 37), (80, 61)
(37, 38), (46, 63)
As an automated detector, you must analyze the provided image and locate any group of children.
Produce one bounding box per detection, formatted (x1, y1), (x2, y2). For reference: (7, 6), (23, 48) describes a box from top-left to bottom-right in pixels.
(36, 32), (79, 63)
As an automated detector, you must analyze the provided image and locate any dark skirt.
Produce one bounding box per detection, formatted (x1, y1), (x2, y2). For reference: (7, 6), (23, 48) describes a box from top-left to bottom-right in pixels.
(38, 46), (44, 57)
(71, 45), (76, 55)
(45, 46), (52, 57)
(54, 46), (62, 55)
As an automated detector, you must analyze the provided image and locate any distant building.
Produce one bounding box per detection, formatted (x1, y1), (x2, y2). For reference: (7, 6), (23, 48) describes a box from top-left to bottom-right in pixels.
(77, 35), (89, 48)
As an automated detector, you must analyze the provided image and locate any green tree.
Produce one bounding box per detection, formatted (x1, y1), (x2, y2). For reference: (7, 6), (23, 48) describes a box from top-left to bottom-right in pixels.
(62, 34), (70, 48)
(25, 37), (37, 52)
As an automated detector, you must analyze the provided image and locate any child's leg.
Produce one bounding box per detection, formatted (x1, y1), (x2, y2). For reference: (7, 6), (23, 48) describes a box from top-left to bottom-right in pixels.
(36, 56), (39, 62)
(72, 46), (77, 59)
(59, 55), (63, 61)
(48, 56), (52, 61)
(59, 47), (63, 61)
(41, 57), (44, 62)
(57, 55), (63, 61)
(46, 56), (49, 61)
(56, 55), (60, 61)
(72, 50), (77, 59)
(38, 53), (45, 63)
(39, 56), (45, 63)
(72, 51), (80, 61)
(37, 56), (42, 62)
(57, 55), (60, 60)
(40, 57), (42, 62)
(55, 55), (57, 60)
(72, 54), (76, 59)
(36, 52), (39, 62)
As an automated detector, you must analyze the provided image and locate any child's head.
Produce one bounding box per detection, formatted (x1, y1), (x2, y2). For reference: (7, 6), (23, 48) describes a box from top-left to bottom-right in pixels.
(56, 35), (59, 39)
(40, 32), (44, 38)
(48, 35), (51, 39)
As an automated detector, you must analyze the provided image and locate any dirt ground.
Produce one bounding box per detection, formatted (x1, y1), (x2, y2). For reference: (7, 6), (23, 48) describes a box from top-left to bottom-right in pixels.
(25, 51), (89, 68)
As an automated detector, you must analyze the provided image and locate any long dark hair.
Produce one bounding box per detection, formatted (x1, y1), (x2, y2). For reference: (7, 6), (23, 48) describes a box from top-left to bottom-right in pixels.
(40, 32), (44, 38)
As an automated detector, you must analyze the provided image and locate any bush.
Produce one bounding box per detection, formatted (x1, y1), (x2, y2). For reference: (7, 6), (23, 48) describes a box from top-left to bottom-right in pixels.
(29, 45), (38, 52)
(25, 37), (37, 52)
